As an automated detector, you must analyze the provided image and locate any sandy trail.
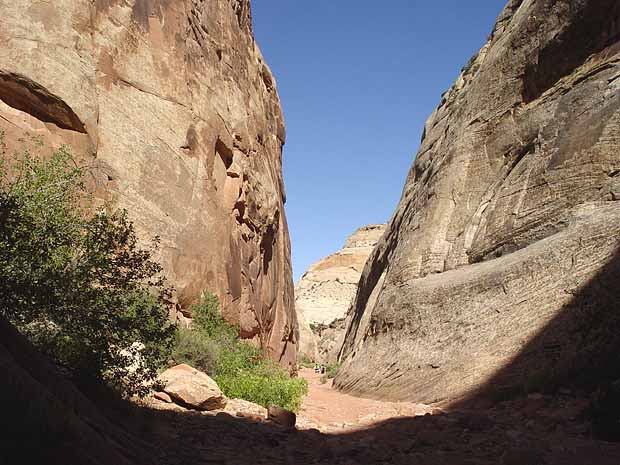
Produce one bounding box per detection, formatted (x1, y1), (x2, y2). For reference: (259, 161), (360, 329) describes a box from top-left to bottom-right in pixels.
(297, 368), (435, 432)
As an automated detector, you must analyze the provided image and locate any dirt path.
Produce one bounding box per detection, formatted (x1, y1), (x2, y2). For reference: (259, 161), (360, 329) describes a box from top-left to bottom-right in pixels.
(297, 368), (436, 432)
(143, 368), (620, 464)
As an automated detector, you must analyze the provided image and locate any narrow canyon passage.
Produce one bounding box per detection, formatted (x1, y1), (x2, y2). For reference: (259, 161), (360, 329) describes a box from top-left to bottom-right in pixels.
(1, 1), (620, 464)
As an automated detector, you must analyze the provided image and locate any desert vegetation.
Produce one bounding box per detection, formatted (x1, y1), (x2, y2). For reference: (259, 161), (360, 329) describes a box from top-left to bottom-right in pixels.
(0, 134), (308, 411)
(172, 293), (308, 412)
(0, 134), (175, 397)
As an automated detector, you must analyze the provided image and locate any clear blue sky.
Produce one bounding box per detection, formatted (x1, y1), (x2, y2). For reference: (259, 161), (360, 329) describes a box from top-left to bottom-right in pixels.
(252, 1), (507, 282)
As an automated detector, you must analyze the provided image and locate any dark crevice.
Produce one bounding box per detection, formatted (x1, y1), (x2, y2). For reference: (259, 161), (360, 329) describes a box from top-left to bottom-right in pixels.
(260, 211), (279, 275)
(0, 72), (86, 133)
(261, 66), (274, 93)
(215, 138), (233, 169)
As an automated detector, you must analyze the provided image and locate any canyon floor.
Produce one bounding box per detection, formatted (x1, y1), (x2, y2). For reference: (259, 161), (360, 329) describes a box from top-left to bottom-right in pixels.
(297, 368), (435, 432)
(141, 369), (620, 465)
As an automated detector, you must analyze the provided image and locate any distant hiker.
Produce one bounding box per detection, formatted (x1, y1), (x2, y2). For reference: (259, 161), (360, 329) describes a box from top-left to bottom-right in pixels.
(314, 364), (320, 373)
(320, 364), (326, 374)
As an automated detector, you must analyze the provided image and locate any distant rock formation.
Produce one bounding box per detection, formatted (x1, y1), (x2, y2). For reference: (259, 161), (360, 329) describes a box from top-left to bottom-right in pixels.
(295, 225), (385, 361)
(0, 0), (296, 366)
(336, 0), (620, 403)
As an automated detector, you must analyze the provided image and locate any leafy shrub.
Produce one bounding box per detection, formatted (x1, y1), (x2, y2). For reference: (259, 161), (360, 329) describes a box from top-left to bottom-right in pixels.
(216, 362), (308, 412)
(298, 354), (315, 369)
(326, 362), (341, 379)
(172, 293), (308, 411)
(0, 135), (175, 397)
(191, 292), (238, 342)
(172, 328), (222, 375)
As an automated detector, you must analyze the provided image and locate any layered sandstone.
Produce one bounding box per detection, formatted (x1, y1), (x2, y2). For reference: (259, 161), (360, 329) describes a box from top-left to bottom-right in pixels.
(0, 0), (296, 366)
(295, 225), (385, 361)
(336, 0), (620, 403)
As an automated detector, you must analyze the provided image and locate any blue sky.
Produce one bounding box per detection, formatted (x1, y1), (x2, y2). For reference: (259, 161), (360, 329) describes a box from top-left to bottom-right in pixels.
(252, 1), (507, 282)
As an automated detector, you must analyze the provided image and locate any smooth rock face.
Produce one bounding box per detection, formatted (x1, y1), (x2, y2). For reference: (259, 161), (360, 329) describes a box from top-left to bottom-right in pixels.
(0, 0), (296, 367)
(295, 225), (385, 360)
(159, 364), (227, 411)
(336, 0), (620, 403)
(0, 315), (148, 465)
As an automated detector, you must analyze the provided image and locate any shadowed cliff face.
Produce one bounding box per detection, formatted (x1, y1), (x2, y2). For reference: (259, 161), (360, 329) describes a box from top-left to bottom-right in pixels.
(456, 247), (620, 405)
(336, 0), (620, 402)
(0, 0), (296, 366)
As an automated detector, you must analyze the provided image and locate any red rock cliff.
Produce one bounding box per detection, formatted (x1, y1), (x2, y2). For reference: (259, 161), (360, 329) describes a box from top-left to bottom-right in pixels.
(0, 0), (297, 366)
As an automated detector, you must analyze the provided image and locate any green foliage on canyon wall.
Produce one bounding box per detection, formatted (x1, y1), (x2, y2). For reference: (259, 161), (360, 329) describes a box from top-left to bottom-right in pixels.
(173, 293), (308, 412)
(0, 134), (175, 397)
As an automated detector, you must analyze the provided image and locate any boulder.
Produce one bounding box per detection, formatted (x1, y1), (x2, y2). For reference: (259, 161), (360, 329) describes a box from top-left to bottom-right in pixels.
(337, 0), (620, 403)
(267, 405), (296, 430)
(223, 398), (268, 420)
(159, 364), (226, 411)
(153, 391), (173, 404)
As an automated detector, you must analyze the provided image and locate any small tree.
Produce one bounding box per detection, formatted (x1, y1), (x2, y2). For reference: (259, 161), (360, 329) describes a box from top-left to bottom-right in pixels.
(0, 134), (175, 397)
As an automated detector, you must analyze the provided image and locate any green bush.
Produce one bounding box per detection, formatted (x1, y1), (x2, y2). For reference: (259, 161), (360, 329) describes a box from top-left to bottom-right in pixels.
(172, 293), (308, 411)
(191, 292), (238, 342)
(216, 362), (308, 412)
(172, 328), (222, 375)
(326, 362), (341, 379)
(0, 135), (175, 397)
(298, 354), (315, 369)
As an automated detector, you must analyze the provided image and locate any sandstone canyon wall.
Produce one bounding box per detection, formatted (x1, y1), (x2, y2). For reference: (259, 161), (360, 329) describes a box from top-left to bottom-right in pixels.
(0, 0), (297, 366)
(336, 0), (620, 403)
(295, 225), (385, 361)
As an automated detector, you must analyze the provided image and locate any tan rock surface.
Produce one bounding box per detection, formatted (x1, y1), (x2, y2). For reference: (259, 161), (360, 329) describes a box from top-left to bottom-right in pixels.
(337, 0), (620, 403)
(297, 225), (385, 326)
(223, 398), (268, 419)
(0, 0), (296, 367)
(295, 225), (385, 361)
(160, 364), (226, 411)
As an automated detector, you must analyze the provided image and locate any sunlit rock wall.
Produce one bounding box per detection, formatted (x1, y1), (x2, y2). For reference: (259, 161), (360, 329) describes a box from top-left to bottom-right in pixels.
(0, 0), (297, 366)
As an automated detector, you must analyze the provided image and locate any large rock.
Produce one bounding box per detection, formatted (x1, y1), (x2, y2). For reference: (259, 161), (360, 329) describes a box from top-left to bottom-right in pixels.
(336, 0), (620, 403)
(0, 0), (296, 367)
(295, 225), (385, 361)
(159, 364), (227, 411)
(0, 315), (149, 465)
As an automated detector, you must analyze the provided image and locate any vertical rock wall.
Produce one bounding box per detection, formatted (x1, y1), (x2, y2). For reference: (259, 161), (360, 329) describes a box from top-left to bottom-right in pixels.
(336, 0), (620, 402)
(0, 0), (297, 366)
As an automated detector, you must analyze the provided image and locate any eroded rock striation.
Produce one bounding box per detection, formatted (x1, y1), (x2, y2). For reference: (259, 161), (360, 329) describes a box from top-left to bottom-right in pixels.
(295, 225), (385, 361)
(0, 0), (296, 366)
(336, 0), (620, 403)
